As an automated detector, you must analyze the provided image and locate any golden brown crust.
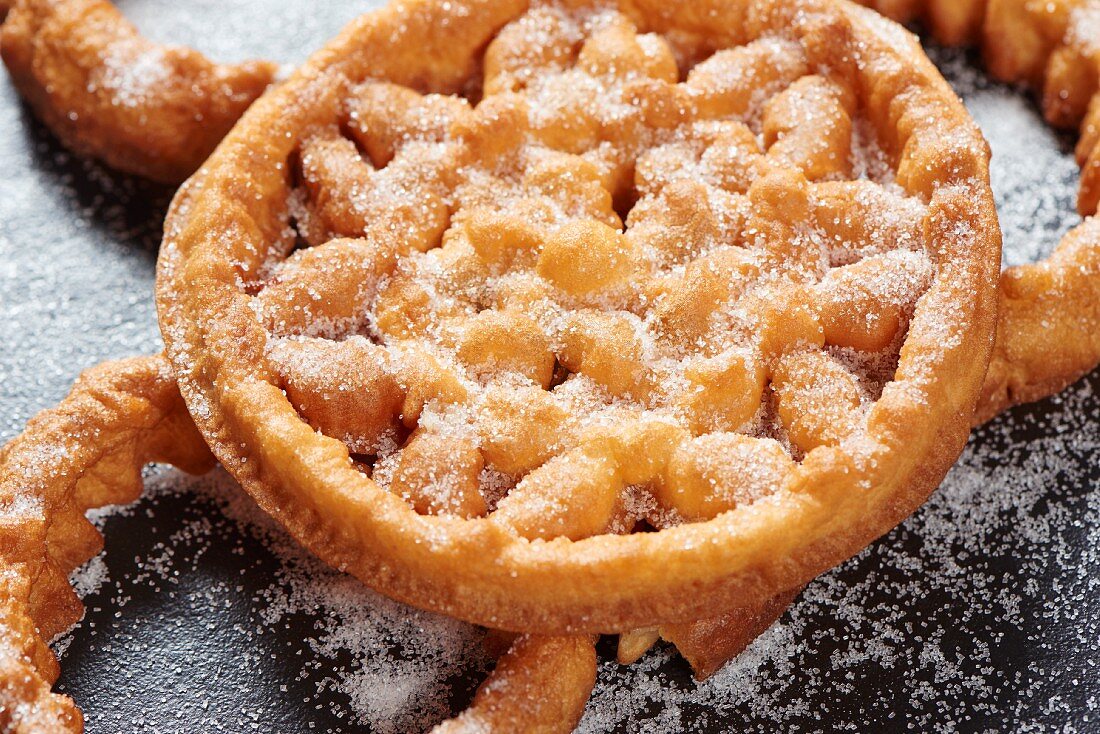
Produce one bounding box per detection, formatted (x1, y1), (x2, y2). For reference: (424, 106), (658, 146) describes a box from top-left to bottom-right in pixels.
(659, 586), (804, 680)
(976, 218), (1100, 423)
(0, 355), (213, 733)
(431, 635), (597, 734)
(157, 0), (1001, 633)
(0, 0), (276, 182)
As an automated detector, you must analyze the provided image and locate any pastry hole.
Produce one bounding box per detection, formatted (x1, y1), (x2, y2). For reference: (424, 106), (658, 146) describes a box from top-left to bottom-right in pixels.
(749, 382), (803, 463)
(338, 117), (382, 170)
(547, 359), (572, 391)
(459, 59), (486, 107)
(350, 452), (377, 472)
(612, 164), (641, 225)
(824, 313), (907, 403)
(285, 149), (327, 248)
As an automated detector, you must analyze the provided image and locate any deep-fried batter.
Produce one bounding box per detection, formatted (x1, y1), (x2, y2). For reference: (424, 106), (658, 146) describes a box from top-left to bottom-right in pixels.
(0, 0), (276, 182)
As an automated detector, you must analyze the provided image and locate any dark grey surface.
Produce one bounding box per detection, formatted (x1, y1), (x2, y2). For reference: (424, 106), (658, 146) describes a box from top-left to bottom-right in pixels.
(0, 4), (1097, 732)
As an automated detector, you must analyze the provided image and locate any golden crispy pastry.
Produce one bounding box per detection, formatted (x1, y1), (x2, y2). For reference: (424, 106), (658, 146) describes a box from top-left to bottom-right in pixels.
(431, 634), (596, 734)
(157, 0), (1001, 633)
(0, 0), (276, 182)
(0, 356), (212, 733)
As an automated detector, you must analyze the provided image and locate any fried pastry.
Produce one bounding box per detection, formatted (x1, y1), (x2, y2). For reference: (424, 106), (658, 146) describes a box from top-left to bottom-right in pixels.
(0, 0), (276, 182)
(431, 634), (596, 734)
(0, 356), (212, 733)
(976, 219), (1100, 422)
(3, 0), (1092, 724)
(157, 0), (1001, 632)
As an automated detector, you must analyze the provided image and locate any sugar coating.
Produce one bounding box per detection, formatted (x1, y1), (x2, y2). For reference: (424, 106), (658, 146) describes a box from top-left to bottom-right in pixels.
(65, 468), (489, 734)
(92, 48), (173, 109)
(260, 1), (953, 527)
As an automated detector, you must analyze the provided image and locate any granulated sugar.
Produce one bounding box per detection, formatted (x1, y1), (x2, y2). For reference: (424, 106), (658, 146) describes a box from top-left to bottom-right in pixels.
(64, 468), (490, 734)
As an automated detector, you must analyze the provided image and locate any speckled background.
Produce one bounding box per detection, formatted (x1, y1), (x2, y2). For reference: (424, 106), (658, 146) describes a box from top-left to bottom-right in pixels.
(0, 2), (1097, 732)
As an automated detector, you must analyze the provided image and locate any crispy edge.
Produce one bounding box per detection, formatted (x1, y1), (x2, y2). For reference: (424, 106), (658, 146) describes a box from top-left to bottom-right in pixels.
(0, 0), (276, 182)
(432, 634), (597, 734)
(0, 355), (212, 732)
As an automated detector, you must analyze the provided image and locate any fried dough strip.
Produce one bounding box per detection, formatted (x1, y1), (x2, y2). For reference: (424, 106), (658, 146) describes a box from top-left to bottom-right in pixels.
(432, 634), (597, 734)
(0, 0), (276, 182)
(976, 218), (1100, 423)
(0, 355), (213, 733)
(857, 0), (1100, 214)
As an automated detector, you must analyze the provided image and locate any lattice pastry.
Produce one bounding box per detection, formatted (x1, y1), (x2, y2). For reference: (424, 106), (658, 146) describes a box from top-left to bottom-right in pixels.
(157, 0), (1002, 633)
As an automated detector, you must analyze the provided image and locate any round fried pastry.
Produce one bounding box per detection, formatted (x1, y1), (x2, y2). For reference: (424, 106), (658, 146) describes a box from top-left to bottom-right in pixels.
(157, 0), (1001, 632)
